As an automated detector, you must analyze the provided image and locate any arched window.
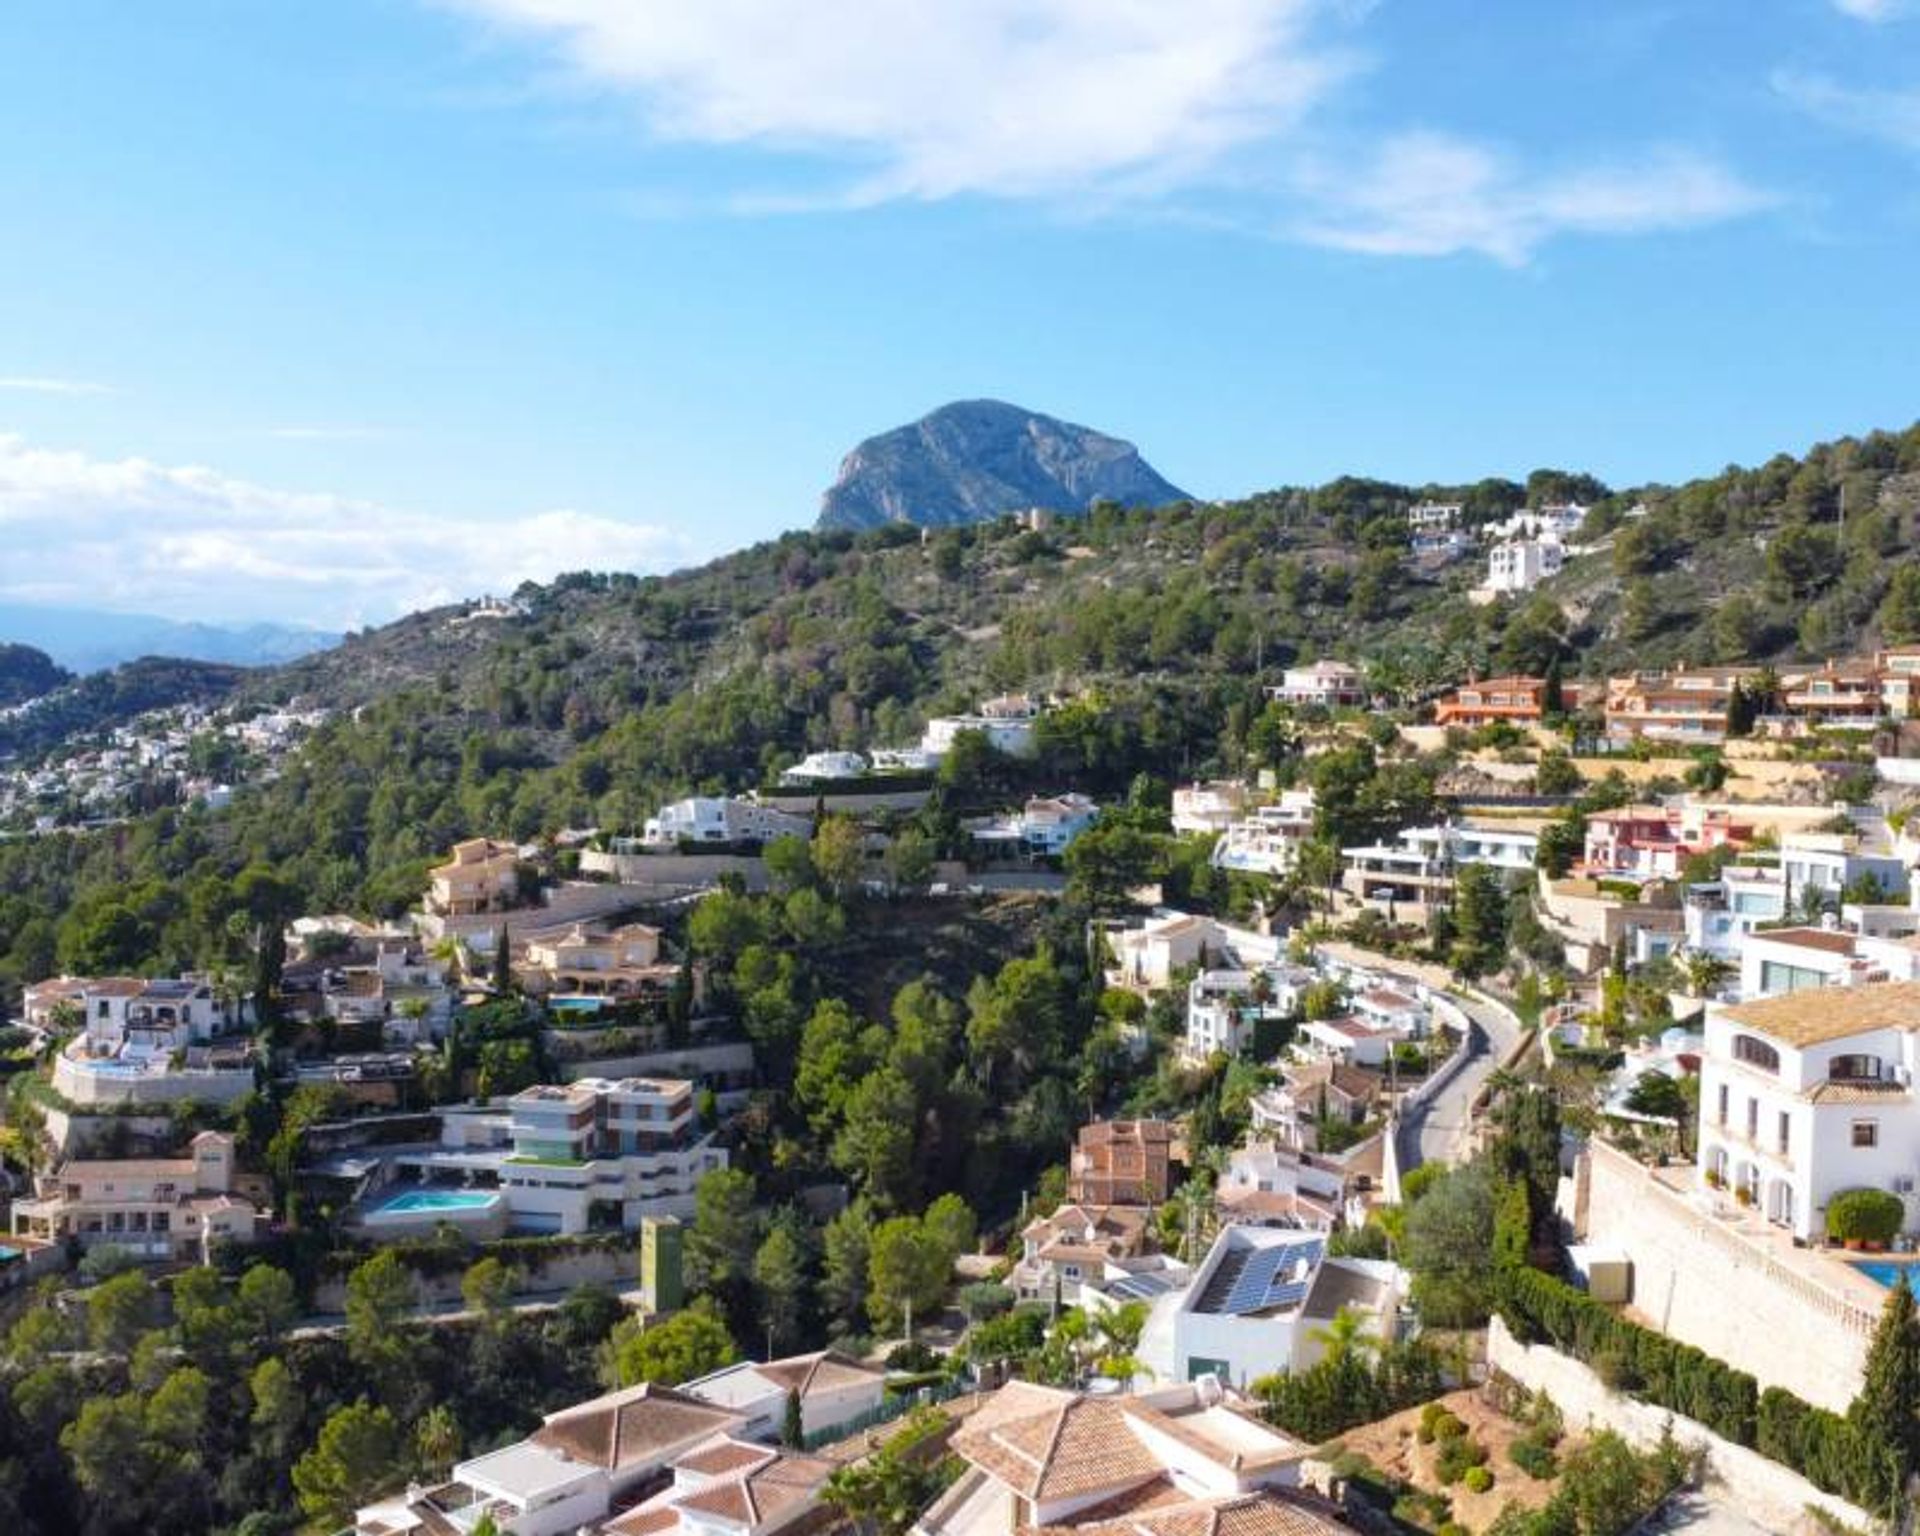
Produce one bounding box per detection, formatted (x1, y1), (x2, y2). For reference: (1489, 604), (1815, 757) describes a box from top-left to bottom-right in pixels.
(1733, 1035), (1780, 1074)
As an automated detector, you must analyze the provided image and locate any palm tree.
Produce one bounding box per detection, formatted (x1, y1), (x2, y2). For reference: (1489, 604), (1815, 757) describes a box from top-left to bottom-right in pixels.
(414, 1403), (462, 1477)
(1307, 1304), (1377, 1369)
(1679, 948), (1733, 1000)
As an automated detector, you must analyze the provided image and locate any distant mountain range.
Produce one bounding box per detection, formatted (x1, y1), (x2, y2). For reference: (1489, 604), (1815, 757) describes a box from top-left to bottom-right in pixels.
(0, 603), (339, 675)
(816, 399), (1191, 532)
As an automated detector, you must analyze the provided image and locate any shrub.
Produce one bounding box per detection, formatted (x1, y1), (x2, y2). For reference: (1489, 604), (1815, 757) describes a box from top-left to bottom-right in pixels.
(1461, 1465), (1493, 1494)
(1509, 1436), (1559, 1479)
(1434, 1434), (1487, 1485)
(1826, 1188), (1904, 1246)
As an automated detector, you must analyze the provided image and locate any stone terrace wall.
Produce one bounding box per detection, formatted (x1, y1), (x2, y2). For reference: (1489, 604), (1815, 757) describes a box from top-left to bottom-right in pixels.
(1578, 1140), (1873, 1413)
(1487, 1317), (1869, 1536)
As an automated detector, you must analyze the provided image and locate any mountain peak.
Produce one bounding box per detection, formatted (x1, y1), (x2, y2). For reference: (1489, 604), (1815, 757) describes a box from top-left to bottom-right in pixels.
(816, 400), (1190, 532)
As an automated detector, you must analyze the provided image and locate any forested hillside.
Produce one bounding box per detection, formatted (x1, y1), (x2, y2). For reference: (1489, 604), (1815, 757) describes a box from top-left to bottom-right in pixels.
(3, 419), (1919, 992)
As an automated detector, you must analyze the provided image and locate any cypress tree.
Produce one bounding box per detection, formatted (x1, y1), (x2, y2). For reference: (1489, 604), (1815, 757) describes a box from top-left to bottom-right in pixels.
(1851, 1271), (1920, 1514)
(490, 924), (513, 994)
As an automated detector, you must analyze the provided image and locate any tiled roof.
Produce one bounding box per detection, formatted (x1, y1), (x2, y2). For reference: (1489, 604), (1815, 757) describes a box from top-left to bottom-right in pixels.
(1048, 1492), (1348, 1536)
(754, 1350), (886, 1398)
(1720, 981), (1920, 1048)
(673, 1438), (777, 1478)
(1750, 926), (1857, 956)
(531, 1382), (742, 1471)
(672, 1452), (834, 1528)
(955, 1393), (1161, 1501)
(603, 1507), (681, 1536)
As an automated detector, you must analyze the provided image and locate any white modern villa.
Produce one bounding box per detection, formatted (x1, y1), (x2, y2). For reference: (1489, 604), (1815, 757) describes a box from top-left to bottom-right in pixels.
(354, 1076), (726, 1238)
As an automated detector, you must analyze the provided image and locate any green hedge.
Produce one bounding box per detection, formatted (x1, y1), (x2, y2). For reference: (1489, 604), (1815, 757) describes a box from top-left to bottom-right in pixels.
(1498, 1251), (1887, 1512)
(1826, 1188), (1904, 1246)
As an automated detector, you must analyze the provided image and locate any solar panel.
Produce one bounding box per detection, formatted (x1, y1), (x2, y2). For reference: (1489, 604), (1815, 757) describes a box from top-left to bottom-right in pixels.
(1108, 1272), (1175, 1301)
(1217, 1239), (1324, 1315)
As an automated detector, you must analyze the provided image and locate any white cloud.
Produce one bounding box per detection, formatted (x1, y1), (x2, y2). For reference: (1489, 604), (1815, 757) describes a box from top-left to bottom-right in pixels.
(443, 0), (1354, 202)
(0, 376), (113, 396)
(1288, 132), (1772, 264)
(1831, 0), (1908, 21)
(0, 433), (691, 629)
(1774, 68), (1920, 150)
(438, 0), (1767, 263)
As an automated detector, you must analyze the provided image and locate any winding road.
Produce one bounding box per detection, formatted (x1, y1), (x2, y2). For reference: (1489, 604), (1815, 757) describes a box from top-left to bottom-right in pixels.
(1394, 988), (1525, 1172)
(1315, 940), (1527, 1173)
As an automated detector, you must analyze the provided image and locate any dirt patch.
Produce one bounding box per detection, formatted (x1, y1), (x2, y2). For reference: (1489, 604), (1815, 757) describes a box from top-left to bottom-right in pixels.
(1335, 1388), (1568, 1532)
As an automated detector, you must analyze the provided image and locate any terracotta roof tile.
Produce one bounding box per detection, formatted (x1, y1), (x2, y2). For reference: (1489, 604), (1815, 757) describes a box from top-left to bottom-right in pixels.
(531, 1382), (742, 1472)
(1719, 981), (1920, 1048)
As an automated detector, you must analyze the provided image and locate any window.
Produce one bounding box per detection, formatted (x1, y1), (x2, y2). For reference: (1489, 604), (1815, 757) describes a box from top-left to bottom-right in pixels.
(1853, 1121), (1880, 1149)
(1778, 1113), (1790, 1155)
(1733, 1035), (1781, 1074)
(1716, 1084), (1728, 1126)
(1061, 1264), (1082, 1281)
(1746, 1098), (1758, 1139)
(1830, 1054), (1882, 1083)
(1759, 962), (1828, 996)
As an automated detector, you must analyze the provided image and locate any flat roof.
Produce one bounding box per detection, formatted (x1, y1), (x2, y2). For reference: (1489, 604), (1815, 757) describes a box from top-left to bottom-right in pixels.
(458, 1439), (598, 1500)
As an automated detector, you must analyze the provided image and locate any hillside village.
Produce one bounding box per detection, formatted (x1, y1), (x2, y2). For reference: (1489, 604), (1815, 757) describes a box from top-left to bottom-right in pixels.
(17, 561), (1920, 1536)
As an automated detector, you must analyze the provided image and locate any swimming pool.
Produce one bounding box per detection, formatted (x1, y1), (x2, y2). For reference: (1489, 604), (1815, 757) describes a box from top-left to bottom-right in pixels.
(372, 1189), (499, 1215)
(1848, 1259), (1916, 1289)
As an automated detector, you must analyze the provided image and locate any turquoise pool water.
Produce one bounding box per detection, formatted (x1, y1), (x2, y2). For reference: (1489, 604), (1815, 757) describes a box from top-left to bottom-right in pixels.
(1849, 1259), (1915, 1288)
(373, 1189), (497, 1215)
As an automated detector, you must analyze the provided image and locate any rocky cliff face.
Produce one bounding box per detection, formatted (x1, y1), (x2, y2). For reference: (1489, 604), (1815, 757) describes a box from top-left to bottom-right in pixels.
(816, 399), (1190, 531)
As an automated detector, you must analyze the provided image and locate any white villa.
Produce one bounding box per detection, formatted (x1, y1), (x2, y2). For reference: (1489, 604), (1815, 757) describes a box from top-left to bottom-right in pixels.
(1483, 535), (1565, 596)
(1103, 913), (1279, 994)
(1171, 780), (1253, 836)
(40, 975), (255, 1108)
(1697, 981), (1920, 1240)
(1182, 964), (1312, 1063)
(920, 694), (1045, 760)
(644, 797), (813, 848)
(778, 750), (868, 785)
(1134, 1224), (1403, 1392)
(969, 793), (1099, 859)
(1340, 820), (1538, 919)
(681, 1351), (888, 1442)
(1209, 791), (1317, 878)
(1266, 660), (1365, 710)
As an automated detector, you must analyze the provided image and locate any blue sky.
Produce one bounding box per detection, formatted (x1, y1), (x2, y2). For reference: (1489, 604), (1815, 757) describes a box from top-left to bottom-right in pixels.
(2, 0), (1918, 627)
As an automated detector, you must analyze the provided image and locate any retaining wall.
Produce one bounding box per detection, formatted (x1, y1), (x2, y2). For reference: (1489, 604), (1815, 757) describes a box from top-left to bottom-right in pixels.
(1486, 1316), (1870, 1536)
(1578, 1140), (1873, 1413)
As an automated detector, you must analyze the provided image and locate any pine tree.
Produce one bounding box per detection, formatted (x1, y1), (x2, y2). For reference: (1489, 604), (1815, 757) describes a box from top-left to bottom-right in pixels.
(1851, 1270), (1920, 1513)
(782, 1388), (804, 1449)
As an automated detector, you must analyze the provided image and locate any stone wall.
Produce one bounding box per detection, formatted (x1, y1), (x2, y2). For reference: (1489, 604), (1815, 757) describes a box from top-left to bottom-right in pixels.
(1577, 1140), (1873, 1413)
(1486, 1316), (1870, 1536)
